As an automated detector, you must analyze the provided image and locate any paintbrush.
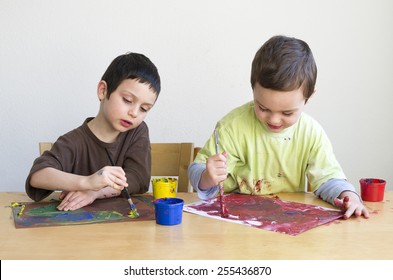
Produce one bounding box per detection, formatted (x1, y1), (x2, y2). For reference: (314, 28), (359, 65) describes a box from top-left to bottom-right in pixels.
(122, 188), (140, 218)
(214, 129), (229, 218)
(105, 149), (139, 218)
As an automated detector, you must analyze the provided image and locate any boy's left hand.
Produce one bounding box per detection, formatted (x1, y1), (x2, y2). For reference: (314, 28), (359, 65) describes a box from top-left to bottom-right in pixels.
(334, 191), (369, 219)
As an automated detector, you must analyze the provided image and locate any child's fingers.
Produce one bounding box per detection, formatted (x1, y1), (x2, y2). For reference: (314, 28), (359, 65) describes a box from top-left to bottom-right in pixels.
(343, 202), (356, 219)
(109, 180), (125, 191)
(335, 194), (369, 219)
(112, 171), (128, 187)
(334, 196), (352, 219)
(112, 174), (128, 186)
(333, 197), (345, 208)
(205, 154), (228, 186)
(333, 197), (343, 207)
(334, 196), (350, 208)
(109, 166), (127, 181)
(64, 197), (91, 211)
(207, 155), (227, 171)
(98, 166), (126, 178)
(209, 152), (226, 161)
(97, 166), (127, 190)
(57, 192), (74, 210)
(362, 207), (370, 219)
(343, 203), (358, 219)
(59, 196), (84, 211)
(352, 201), (370, 218)
(58, 191), (68, 200)
(342, 196), (351, 210)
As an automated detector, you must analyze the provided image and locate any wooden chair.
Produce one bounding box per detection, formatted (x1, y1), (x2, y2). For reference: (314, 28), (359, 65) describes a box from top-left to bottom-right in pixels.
(193, 147), (201, 160)
(39, 142), (195, 192)
(39, 142), (53, 155)
(151, 143), (194, 192)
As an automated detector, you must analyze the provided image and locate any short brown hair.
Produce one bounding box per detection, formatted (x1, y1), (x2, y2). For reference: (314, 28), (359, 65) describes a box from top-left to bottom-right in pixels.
(251, 35), (317, 100)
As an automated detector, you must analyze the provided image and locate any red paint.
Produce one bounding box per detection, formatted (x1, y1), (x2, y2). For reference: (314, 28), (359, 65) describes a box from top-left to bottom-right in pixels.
(359, 178), (386, 202)
(254, 180), (261, 192)
(219, 186), (228, 218)
(185, 194), (343, 236)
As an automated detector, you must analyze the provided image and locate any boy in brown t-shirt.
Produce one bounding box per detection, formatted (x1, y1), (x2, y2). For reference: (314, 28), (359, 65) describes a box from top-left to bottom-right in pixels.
(26, 52), (160, 211)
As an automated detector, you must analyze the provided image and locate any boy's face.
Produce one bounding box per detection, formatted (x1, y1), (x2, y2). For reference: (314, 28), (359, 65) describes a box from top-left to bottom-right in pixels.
(253, 83), (306, 133)
(98, 78), (157, 133)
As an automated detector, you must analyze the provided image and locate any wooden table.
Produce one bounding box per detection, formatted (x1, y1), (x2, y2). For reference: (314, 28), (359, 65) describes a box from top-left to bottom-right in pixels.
(1, 191), (392, 260)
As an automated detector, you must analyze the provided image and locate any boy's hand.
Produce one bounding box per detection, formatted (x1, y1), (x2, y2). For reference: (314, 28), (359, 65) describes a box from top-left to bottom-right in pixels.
(334, 191), (370, 219)
(200, 151), (228, 190)
(86, 166), (128, 191)
(57, 190), (98, 211)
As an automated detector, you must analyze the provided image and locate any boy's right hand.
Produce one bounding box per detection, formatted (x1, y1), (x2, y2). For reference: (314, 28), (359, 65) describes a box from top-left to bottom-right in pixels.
(86, 166), (128, 191)
(199, 151), (228, 190)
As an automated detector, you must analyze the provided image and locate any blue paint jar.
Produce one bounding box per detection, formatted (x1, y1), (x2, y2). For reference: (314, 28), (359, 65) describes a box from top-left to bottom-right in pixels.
(154, 198), (184, 226)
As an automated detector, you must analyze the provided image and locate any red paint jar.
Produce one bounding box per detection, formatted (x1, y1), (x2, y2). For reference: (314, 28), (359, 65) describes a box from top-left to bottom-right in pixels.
(359, 178), (386, 202)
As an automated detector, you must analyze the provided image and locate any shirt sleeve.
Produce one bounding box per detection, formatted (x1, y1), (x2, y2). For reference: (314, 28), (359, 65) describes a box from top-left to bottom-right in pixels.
(25, 137), (75, 201)
(121, 122), (151, 194)
(314, 178), (360, 205)
(306, 123), (347, 192)
(188, 162), (219, 200)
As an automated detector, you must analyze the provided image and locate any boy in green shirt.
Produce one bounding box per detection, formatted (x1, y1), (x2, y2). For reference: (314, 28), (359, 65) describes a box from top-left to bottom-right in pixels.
(189, 35), (368, 219)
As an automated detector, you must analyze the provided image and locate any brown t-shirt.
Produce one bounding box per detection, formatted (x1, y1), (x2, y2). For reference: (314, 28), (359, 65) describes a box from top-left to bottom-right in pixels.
(25, 118), (151, 201)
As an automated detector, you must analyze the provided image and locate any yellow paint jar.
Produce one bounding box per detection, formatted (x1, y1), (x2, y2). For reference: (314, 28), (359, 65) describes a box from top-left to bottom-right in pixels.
(152, 177), (177, 199)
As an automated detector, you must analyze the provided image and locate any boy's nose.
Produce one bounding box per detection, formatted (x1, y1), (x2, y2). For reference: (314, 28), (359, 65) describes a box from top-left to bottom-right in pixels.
(128, 107), (138, 118)
(269, 114), (281, 124)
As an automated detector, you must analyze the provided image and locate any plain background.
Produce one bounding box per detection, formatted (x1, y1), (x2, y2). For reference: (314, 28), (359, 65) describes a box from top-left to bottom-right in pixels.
(1, 0), (392, 193)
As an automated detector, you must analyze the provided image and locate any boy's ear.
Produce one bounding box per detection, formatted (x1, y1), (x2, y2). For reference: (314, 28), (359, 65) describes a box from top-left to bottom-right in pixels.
(305, 87), (317, 104)
(97, 80), (107, 101)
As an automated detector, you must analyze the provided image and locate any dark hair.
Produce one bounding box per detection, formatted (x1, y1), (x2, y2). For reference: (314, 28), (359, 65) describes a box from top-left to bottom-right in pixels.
(251, 35), (317, 100)
(101, 52), (161, 99)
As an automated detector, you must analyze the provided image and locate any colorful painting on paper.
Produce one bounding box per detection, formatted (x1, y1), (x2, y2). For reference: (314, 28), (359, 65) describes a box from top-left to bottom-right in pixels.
(12, 195), (155, 229)
(183, 194), (343, 236)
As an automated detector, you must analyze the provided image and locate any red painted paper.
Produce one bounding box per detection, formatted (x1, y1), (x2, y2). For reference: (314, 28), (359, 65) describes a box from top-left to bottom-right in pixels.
(183, 193), (343, 235)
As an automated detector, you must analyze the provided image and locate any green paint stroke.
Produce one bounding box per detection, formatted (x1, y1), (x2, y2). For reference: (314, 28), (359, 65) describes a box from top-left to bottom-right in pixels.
(95, 211), (123, 220)
(27, 203), (80, 217)
(27, 204), (123, 221)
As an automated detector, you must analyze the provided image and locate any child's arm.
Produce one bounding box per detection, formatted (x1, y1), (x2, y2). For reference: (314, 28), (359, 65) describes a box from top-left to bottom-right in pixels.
(188, 162), (219, 200)
(315, 179), (369, 218)
(30, 166), (127, 192)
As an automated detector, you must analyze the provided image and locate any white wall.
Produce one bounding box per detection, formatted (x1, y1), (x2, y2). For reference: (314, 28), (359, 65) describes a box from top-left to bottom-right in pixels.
(1, 0), (392, 192)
